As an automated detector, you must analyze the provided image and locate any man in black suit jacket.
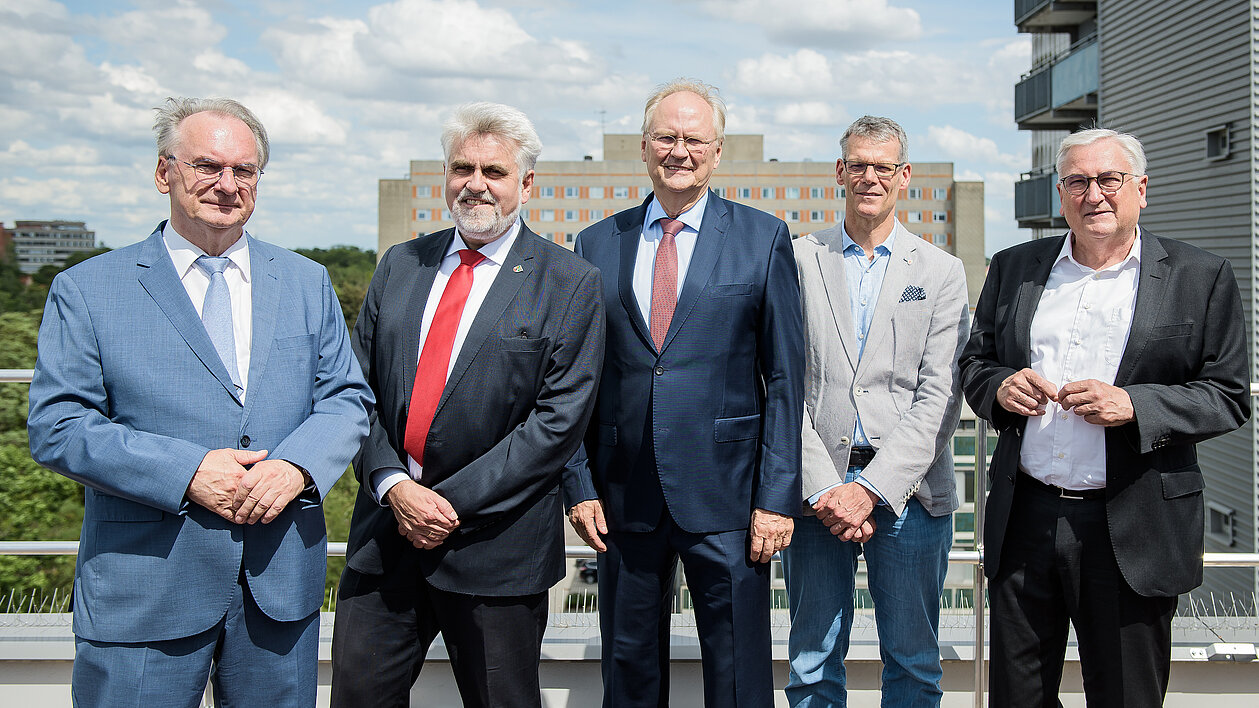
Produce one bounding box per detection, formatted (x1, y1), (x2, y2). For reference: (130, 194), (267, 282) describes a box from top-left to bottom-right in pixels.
(331, 103), (604, 708)
(960, 128), (1249, 706)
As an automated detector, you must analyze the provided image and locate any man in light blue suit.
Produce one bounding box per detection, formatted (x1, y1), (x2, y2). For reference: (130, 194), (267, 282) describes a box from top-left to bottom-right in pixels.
(27, 97), (372, 707)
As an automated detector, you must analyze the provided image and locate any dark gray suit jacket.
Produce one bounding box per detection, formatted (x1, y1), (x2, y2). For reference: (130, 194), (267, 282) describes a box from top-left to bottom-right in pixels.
(959, 230), (1249, 597)
(345, 224), (604, 596)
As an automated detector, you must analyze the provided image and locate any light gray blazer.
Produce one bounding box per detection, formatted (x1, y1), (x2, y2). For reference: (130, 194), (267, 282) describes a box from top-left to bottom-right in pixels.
(794, 220), (970, 517)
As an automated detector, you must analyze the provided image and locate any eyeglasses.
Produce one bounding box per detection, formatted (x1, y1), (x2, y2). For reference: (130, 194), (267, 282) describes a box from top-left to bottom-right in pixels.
(648, 133), (718, 154)
(167, 156), (263, 186)
(1058, 171), (1135, 196)
(842, 161), (906, 179)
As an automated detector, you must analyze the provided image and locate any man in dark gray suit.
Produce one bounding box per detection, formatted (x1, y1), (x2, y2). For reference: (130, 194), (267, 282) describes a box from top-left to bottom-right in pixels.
(960, 128), (1250, 706)
(331, 102), (604, 708)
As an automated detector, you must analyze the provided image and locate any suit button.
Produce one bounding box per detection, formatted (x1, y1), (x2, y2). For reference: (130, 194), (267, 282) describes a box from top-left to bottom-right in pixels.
(840, 436), (851, 445)
(240, 435), (251, 448)
(654, 366), (665, 376)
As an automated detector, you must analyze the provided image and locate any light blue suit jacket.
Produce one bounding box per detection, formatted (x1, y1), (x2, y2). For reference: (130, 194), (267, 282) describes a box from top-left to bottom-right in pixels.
(27, 223), (372, 643)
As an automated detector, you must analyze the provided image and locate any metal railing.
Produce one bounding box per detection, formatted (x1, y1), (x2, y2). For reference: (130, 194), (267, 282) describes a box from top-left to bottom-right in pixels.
(5, 369), (1259, 708)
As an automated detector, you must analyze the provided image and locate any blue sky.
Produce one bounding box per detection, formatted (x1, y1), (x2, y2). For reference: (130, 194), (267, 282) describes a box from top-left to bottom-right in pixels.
(1, 0), (1031, 255)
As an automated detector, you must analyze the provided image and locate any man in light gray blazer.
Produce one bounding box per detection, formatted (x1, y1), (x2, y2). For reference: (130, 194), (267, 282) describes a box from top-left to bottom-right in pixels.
(781, 116), (970, 708)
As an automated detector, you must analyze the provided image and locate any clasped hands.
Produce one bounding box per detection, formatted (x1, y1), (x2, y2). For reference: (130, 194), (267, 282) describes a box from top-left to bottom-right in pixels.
(567, 499), (794, 563)
(813, 482), (878, 542)
(384, 480), (460, 549)
(996, 368), (1134, 426)
(187, 448), (309, 525)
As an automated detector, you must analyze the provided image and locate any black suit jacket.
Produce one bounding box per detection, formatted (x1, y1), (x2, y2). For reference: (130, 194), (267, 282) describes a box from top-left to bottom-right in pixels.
(345, 224), (605, 596)
(960, 231), (1249, 597)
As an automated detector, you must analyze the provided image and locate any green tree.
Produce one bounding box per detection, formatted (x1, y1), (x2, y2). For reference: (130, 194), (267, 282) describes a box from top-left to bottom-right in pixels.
(294, 246), (376, 330)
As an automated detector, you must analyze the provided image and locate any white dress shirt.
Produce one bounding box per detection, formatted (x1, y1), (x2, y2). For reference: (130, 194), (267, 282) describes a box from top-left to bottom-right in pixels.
(370, 220), (521, 503)
(1020, 229), (1142, 489)
(163, 223), (253, 400)
(632, 191), (708, 322)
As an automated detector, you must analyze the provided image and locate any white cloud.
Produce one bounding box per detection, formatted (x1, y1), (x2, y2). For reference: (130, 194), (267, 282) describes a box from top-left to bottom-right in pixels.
(0, 177), (86, 209)
(926, 126), (1025, 170)
(701, 0), (921, 47)
(733, 49), (833, 97)
(0, 140), (99, 166)
(242, 91), (349, 147)
(774, 102), (844, 126)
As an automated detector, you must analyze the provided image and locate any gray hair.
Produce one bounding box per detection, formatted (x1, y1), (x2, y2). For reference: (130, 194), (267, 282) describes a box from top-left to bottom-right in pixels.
(153, 97), (270, 169)
(641, 78), (727, 141)
(1055, 128), (1147, 175)
(840, 115), (909, 163)
(441, 102), (543, 177)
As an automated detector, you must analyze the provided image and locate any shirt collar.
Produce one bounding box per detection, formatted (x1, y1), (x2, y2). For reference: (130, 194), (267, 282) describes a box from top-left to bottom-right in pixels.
(838, 216), (896, 258)
(162, 222), (252, 282)
(1057, 226), (1143, 272)
(450, 217), (521, 265)
(644, 190), (710, 235)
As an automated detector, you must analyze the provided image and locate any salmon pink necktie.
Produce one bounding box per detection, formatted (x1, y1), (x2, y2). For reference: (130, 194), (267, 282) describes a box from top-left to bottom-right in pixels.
(404, 248), (486, 465)
(650, 218), (683, 350)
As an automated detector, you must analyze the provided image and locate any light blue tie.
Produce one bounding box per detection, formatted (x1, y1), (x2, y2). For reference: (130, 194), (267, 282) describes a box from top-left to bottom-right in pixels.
(195, 255), (241, 389)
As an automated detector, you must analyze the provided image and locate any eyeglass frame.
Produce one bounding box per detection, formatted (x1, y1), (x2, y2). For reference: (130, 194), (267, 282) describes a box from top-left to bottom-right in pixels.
(165, 156), (264, 186)
(647, 132), (720, 155)
(840, 160), (907, 179)
(1057, 171), (1137, 196)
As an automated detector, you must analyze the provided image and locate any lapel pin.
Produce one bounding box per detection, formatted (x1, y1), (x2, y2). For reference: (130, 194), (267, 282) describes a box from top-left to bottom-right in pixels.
(513, 264), (523, 273)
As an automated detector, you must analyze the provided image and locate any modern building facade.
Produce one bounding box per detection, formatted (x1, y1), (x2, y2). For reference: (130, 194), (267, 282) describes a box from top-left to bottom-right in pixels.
(380, 134), (988, 305)
(1013, 0), (1258, 606)
(6, 221), (96, 274)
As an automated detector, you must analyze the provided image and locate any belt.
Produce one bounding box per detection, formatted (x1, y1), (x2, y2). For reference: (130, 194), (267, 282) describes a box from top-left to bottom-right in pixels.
(1018, 471), (1105, 501)
(848, 446), (877, 468)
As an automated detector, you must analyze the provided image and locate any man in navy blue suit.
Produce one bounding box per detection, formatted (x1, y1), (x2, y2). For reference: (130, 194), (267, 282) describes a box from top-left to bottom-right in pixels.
(564, 78), (805, 707)
(27, 97), (372, 707)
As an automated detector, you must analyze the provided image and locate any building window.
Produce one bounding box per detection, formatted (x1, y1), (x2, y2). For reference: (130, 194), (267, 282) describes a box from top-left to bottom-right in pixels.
(810, 210), (825, 222)
(588, 186), (604, 199)
(613, 187), (630, 199)
(540, 210), (556, 222)
(907, 211), (922, 223)
(565, 187), (580, 199)
(1207, 502), (1235, 546)
(933, 212), (948, 223)
(1205, 125), (1231, 160)
(565, 210), (579, 221)
(760, 187), (774, 199)
(811, 187), (826, 199)
(785, 210), (800, 222)
(933, 187), (948, 200)
(566, 233), (576, 245)
(839, 187), (846, 198)
(590, 209), (604, 221)
(907, 187), (923, 200)
(537, 186), (555, 198)
(712, 187), (726, 198)
(932, 232), (947, 246)
(737, 187), (752, 199)
(785, 187), (800, 199)
(441, 209), (451, 221)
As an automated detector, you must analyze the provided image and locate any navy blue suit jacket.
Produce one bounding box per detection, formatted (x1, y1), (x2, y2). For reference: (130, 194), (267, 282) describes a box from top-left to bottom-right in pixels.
(564, 193), (804, 534)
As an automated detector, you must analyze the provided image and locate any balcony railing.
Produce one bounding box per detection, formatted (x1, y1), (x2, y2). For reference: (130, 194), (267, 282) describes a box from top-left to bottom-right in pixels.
(4, 369), (1259, 708)
(1014, 171), (1066, 228)
(1015, 0), (1097, 34)
(1014, 35), (1098, 129)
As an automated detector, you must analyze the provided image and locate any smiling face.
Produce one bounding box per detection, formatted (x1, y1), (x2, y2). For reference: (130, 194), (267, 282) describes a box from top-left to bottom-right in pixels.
(444, 133), (534, 248)
(1057, 138), (1147, 247)
(155, 111), (258, 251)
(641, 91), (722, 215)
(839, 135), (909, 232)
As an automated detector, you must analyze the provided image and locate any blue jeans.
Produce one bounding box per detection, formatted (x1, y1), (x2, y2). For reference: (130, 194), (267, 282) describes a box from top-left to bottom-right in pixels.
(781, 468), (952, 708)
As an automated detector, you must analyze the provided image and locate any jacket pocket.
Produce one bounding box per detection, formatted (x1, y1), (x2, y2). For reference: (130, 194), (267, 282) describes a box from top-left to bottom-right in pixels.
(714, 414), (761, 442)
(1161, 467), (1204, 499)
(1151, 322), (1193, 339)
(598, 423), (618, 447)
(275, 333), (316, 349)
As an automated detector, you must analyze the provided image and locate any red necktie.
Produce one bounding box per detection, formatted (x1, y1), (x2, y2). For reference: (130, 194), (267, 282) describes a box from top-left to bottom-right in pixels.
(650, 218), (683, 350)
(404, 248), (487, 466)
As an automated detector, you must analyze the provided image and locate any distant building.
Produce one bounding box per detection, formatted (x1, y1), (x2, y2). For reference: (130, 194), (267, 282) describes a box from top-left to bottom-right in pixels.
(8, 221), (96, 274)
(0, 224), (11, 263)
(1014, 0), (1257, 607)
(380, 134), (987, 305)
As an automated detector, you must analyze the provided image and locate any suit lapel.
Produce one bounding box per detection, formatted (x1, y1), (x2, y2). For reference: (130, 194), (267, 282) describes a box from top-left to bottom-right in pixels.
(615, 200), (654, 350)
(661, 193), (728, 352)
(1011, 235), (1064, 368)
(135, 224), (240, 403)
(812, 227), (860, 372)
(857, 225), (916, 377)
(1114, 232), (1168, 386)
(403, 231), (456, 405)
(242, 236), (277, 423)
(438, 225), (536, 414)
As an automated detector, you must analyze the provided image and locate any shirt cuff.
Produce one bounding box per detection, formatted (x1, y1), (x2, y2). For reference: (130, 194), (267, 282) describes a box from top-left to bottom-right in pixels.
(806, 481), (843, 507)
(370, 467), (411, 506)
(854, 476), (890, 507)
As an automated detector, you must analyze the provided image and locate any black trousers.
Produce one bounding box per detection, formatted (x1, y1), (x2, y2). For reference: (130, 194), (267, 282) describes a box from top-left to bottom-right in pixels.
(330, 562), (548, 708)
(989, 477), (1177, 707)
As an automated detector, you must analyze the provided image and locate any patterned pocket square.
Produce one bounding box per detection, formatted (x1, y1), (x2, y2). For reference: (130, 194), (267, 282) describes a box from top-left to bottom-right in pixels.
(899, 285), (927, 303)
